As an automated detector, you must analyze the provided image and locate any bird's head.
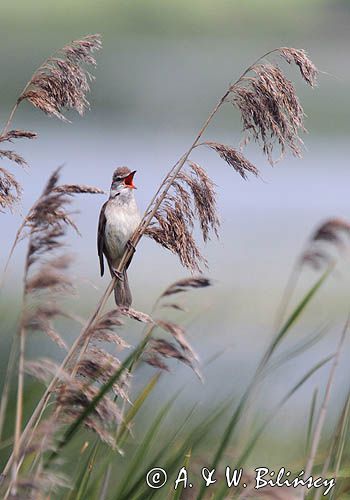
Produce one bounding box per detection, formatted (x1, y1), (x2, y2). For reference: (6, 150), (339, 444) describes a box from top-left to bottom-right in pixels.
(110, 166), (137, 198)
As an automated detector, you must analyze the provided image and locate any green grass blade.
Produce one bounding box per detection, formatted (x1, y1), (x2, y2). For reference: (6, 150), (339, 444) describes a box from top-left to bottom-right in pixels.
(259, 269), (330, 372)
(195, 395), (248, 500)
(116, 403), (199, 500)
(240, 356), (332, 467)
(214, 355), (333, 500)
(334, 391), (350, 476)
(0, 336), (18, 442)
(83, 450), (116, 499)
(119, 402), (229, 500)
(265, 323), (329, 377)
(99, 464), (112, 500)
(304, 321), (348, 488)
(327, 390), (350, 500)
(306, 388), (318, 454)
(72, 442), (99, 500)
(117, 373), (161, 447)
(198, 272), (330, 500)
(146, 403), (230, 500)
(116, 396), (176, 498)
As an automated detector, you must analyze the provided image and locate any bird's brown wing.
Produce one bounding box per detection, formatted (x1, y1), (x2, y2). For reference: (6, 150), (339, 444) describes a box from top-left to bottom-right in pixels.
(97, 201), (108, 276)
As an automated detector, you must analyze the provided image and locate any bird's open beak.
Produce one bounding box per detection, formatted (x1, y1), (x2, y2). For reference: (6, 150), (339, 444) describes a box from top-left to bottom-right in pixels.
(124, 170), (137, 189)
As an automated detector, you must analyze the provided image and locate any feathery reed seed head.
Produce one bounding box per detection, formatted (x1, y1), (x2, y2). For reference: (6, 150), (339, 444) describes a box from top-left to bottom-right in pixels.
(0, 167), (22, 212)
(230, 64), (304, 163)
(53, 184), (105, 195)
(22, 169), (103, 352)
(203, 142), (259, 179)
(278, 47), (318, 87)
(146, 161), (220, 272)
(300, 218), (350, 269)
(227, 48), (318, 164)
(0, 130), (37, 144)
(18, 34), (102, 121)
(161, 277), (212, 297)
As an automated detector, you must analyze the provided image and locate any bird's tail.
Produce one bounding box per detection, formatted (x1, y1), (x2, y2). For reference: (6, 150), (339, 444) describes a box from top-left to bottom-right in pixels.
(114, 269), (132, 307)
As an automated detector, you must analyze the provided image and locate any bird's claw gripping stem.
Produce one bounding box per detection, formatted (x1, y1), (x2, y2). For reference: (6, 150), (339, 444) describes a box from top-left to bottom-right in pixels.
(124, 240), (136, 270)
(126, 239), (136, 255)
(112, 269), (124, 282)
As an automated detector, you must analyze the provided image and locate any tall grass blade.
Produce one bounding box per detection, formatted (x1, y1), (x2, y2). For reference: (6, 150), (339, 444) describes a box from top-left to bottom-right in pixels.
(306, 388), (318, 454)
(198, 273), (330, 500)
(303, 318), (349, 499)
(334, 391), (350, 476)
(265, 323), (329, 377)
(259, 269), (331, 373)
(118, 402), (228, 500)
(69, 442), (99, 500)
(0, 336), (17, 441)
(325, 389), (350, 500)
(214, 355), (333, 500)
(99, 464), (112, 500)
(116, 397), (176, 498)
(116, 373), (161, 447)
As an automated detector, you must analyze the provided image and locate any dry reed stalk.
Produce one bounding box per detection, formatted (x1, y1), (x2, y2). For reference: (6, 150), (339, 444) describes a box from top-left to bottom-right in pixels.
(313, 390), (350, 500)
(0, 337), (18, 442)
(1, 46), (317, 480)
(301, 318), (348, 499)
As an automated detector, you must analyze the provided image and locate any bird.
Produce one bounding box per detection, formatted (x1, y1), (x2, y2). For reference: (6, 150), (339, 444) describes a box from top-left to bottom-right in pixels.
(97, 167), (141, 307)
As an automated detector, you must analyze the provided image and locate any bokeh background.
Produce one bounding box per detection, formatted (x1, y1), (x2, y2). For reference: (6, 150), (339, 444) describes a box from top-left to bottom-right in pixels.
(1, 0), (350, 469)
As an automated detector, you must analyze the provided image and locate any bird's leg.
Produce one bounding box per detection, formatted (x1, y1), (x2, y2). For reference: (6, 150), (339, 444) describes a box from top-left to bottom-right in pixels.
(112, 268), (124, 281)
(125, 240), (136, 269)
(126, 239), (136, 254)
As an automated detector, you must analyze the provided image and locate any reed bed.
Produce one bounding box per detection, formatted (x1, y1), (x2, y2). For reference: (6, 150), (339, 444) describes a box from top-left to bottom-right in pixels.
(0, 34), (349, 500)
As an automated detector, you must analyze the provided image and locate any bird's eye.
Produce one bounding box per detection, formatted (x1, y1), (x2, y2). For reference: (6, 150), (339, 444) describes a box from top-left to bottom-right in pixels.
(114, 177), (121, 182)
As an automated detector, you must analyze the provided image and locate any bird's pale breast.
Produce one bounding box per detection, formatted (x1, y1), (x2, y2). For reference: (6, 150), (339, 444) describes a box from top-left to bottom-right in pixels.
(104, 199), (140, 260)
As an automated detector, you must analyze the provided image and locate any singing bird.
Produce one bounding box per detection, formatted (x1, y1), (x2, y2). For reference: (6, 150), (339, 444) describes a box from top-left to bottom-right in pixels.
(97, 167), (141, 307)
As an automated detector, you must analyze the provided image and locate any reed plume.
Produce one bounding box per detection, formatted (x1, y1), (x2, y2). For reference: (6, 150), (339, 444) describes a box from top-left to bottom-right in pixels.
(15, 34), (102, 123)
(0, 167), (22, 213)
(0, 34), (101, 215)
(115, 291), (203, 377)
(5, 169), (104, 496)
(0, 131), (36, 212)
(274, 218), (349, 329)
(228, 48), (318, 164)
(278, 47), (318, 87)
(145, 159), (220, 271)
(201, 142), (259, 179)
(300, 218), (350, 270)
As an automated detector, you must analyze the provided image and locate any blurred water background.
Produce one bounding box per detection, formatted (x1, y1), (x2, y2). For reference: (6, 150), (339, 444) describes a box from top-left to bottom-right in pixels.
(0, 0), (350, 466)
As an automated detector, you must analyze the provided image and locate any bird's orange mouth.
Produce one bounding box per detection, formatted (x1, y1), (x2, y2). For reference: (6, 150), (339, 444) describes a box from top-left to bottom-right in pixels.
(124, 171), (136, 189)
